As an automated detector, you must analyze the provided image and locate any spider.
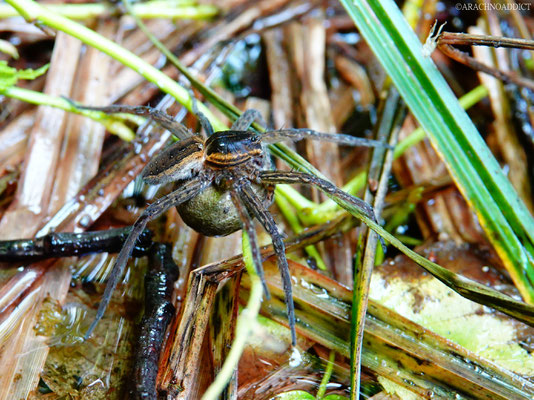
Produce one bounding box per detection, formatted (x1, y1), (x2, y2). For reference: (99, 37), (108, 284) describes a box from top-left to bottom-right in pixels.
(29, 101), (388, 346)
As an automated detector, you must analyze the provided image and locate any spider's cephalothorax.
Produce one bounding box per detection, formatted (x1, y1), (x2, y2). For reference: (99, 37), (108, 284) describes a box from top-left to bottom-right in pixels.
(80, 105), (389, 347)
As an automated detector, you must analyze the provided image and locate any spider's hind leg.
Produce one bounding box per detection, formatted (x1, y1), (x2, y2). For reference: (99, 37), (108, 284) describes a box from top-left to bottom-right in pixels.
(259, 170), (387, 252)
(230, 191), (271, 299)
(231, 109), (267, 131)
(237, 183), (297, 346)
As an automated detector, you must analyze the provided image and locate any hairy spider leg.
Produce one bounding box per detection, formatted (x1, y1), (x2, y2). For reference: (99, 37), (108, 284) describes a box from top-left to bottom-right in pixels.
(191, 96), (214, 137)
(261, 128), (393, 149)
(230, 110), (391, 152)
(85, 178), (206, 339)
(230, 191), (271, 299)
(259, 171), (387, 252)
(237, 183), (297, 346)
(231, 109), (267, 131)
(67, 101), (193, 140)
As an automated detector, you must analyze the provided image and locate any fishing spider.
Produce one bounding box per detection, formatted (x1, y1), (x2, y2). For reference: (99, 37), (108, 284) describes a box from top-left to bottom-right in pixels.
(68, 103), (388, 345)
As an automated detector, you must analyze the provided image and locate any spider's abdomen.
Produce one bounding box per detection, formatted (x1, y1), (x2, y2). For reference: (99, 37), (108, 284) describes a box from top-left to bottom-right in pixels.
(141, 136), (204, 185)
(176, 182), (273, 237)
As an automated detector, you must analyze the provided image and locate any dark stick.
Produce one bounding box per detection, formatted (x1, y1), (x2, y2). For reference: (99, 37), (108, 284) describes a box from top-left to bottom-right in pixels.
(132, 244), (179, 400)
(0, 227), (153, 263)
(438, 43), (534, 91)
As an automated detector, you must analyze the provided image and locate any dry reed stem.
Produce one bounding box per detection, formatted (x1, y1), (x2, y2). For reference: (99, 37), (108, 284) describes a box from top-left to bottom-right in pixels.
(0, 32), (81, 239)
(0, 109), (33, 177)
(110, 18), (200, 104)
(329, 83), (356, 132)
(0, 32), (82, 398)
(162, 232), (242, 398)
(263, 29), (293, 131)
(48, 20), (114, 214)
(0, 22), (120, 399)
(334, 55), (375, 108)
(392, 112), (485, 243)
(0, 17), (48, 42)
(288, 18), (355, 284)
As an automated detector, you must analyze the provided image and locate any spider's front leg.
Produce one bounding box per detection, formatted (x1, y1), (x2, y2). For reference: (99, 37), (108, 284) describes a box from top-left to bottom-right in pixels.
(191, 95), (214, 137)
(259, 170), (386, 250)
(66, 100), (193, 140)
(231, 109), (267, 131)
(262, 128), (392, 149)
(237, 183), (297, 346)
(85, 178), (206, 339)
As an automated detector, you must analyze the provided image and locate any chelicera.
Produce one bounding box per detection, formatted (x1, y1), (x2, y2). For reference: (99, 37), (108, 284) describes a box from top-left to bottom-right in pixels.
(80, 104), (387, 346)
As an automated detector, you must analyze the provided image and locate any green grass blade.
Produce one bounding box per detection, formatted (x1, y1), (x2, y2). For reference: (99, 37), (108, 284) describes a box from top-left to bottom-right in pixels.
(339, 0), (534, 302)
